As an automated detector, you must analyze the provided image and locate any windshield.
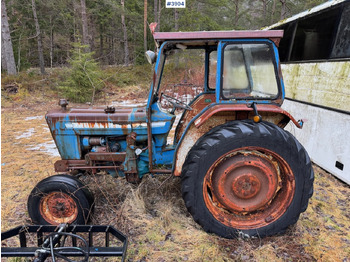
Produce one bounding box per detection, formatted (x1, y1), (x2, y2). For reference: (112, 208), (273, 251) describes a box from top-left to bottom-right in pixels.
(153, 44), (206, 110)
(221, 42), (279, 100)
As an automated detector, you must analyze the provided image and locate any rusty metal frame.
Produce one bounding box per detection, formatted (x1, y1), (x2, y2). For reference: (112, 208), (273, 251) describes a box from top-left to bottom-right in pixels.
(172, 103), (303, 176)
(153, 30), (284, 47)
(193, 104), (303, 128)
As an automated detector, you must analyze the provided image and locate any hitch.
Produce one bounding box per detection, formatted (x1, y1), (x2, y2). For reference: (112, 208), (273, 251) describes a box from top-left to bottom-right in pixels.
(1, 224), (128, 262)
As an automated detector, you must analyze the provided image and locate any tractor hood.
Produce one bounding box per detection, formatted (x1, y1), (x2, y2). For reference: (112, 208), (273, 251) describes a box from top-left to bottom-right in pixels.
(46, 106), (148, 127)
(45, 103), (175, 160)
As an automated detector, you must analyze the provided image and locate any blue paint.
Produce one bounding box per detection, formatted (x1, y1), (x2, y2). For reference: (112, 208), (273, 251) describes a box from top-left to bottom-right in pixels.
(46, 114), (82, 159)
(216, 41), (224, 104)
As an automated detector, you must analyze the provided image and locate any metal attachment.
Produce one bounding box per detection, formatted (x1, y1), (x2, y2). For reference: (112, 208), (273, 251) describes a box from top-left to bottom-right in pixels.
(104, 106), (116, 114)
(1, 224), (128, 262)
(58, 99), (68, 110)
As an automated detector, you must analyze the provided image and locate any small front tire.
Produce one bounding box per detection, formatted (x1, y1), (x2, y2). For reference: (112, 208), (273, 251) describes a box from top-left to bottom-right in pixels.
(27, 174), (94, 225)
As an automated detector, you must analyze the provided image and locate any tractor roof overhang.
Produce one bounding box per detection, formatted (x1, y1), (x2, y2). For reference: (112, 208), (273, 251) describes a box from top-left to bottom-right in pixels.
(153, 30), (284, 47)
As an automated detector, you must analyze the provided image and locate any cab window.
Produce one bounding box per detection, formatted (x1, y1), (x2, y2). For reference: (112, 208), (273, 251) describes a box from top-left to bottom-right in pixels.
(222, 43), (279, 100)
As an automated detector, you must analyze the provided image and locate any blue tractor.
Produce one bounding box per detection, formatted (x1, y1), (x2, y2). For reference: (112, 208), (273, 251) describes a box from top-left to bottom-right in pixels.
(28, 30), (313, 238)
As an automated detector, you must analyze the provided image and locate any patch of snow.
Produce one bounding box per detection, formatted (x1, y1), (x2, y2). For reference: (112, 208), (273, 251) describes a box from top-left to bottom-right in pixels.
(25, 116), (43, 121)
(111, 100), (147, 107)
(16, 128), (35, 139)
(27, 141), (60, 157)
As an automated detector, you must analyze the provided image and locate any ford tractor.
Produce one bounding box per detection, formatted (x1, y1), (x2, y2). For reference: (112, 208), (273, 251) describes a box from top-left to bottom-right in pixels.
(27, 30), (313, 239)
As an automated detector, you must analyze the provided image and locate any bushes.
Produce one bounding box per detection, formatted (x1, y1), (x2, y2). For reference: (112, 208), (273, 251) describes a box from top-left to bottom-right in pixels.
(59, 43), (104, 104)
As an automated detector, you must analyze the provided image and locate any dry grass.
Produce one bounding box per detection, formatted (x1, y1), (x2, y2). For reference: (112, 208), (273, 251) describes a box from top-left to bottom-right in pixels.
(1, 74), (350, 261)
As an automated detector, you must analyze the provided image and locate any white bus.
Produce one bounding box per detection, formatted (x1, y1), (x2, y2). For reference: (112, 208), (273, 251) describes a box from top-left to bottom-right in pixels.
(267, 0), (350, 184)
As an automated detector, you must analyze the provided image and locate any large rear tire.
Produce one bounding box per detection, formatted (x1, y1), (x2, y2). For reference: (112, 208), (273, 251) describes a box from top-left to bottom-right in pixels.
(181, 120), (313, 238)
(28, 174), (94, 225)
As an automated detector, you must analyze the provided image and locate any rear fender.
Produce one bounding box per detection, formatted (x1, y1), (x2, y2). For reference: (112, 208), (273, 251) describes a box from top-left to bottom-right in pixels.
(173, 104), (303, 176)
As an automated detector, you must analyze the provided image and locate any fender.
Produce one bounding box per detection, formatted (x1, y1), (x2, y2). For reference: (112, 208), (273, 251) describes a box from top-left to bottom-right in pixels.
(173, 103), (303, 176)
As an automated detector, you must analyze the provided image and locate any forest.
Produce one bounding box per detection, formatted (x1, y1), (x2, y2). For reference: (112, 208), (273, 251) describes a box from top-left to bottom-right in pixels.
(2, 0), (327, 74)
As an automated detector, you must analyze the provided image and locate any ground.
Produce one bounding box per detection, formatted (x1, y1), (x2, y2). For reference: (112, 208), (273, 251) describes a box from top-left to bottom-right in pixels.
(1, 72), (350, 262)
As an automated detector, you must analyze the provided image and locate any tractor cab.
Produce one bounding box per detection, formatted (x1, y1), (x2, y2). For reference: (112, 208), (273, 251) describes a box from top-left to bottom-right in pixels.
(145, 31), (301, 176)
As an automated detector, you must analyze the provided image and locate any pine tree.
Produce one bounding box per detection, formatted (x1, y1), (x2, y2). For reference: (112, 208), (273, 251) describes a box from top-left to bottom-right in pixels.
(59, 42), (104, 104)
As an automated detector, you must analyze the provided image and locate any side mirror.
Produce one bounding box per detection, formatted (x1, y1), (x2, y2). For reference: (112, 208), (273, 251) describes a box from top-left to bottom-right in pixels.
(145, 50), (157, 64)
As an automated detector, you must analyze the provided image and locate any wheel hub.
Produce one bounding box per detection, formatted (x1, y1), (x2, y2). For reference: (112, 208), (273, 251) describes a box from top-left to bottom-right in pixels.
(232, 174), (261, 199)
(211, 152), (279, 213)
(203, 147), (295, 229)
(40, 192), (78, 225)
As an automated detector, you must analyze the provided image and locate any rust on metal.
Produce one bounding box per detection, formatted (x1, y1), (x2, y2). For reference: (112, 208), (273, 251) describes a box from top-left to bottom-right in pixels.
(54, 159), (123, 172)
(40, 192), (78, 225)
(175, 93), (216, 142)
(86, 152), (126, 162)
(153, 30), (284, 47)
(194, 104), (302, 129)
(203, 147), (295, 229)
(173, 103), (294, 176)
(70, 165), (122, 170)
(46, 106), (147, 127)
(54, 160), (86, 172)
(174, 114), (235, 176)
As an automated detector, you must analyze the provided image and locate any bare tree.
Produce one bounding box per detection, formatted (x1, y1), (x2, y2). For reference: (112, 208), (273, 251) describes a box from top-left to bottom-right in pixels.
(234, 0), (239, 27)
(270, 0), (276, 24)
(144, 0), (148, 52)
(49, 15), (54, 68)
(174, 9), (179, 31)
(31, 0), (45, 75)
(1, 38), (7, 72)
(121, 0), (129, 65)
(280, 0), (287, 20)
(157, 0), (161, 31)
(154, 0), (158, 31)
(261, 0), (268, 19)
(1, 0), (17, 75)
(80, 0), (90, 51)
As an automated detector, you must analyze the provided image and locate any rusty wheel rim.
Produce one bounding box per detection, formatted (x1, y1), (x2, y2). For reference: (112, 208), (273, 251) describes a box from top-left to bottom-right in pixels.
(203, 147), (295, 229)
(40, 192), (78, 225)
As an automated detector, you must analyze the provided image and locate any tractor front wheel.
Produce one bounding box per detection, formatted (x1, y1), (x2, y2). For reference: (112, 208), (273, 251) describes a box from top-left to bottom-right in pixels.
(27, 174), (94, 225)
(181, 120), (313, 238)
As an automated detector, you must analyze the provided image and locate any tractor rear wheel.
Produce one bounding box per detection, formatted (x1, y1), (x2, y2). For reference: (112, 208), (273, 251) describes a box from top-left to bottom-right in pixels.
(181, 120), (313, 238)
(28, 174), (94, 225)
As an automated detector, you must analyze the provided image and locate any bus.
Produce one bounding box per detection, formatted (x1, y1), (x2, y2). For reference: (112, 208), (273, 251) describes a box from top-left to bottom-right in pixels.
(266, 0), (350, 184)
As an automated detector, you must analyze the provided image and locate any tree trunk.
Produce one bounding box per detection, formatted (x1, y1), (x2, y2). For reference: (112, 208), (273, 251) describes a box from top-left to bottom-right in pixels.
(234, 0), (239, 27)
(121, 0), (129, 65)
(280, 0), (287, 20)
(144, 0), (148, 52)
(154, 0), (158, 31)
(99, 27), (103, 59)
(31, 0), (45, 75)
(270, 0), (276, 24)
(157, 0), (161, 31)
(262, 0), (267, 19)
(49, 16), (53, 69)
(73, 0), (78, 43)
(1, 37), (7, 72)
(80, 0), (90, 51)
(174, 9), (179, 31)
(1, 0), (17, 75)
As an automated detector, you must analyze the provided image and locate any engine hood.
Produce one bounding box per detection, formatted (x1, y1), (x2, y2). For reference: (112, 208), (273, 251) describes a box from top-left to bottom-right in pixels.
(46, 106), (148, 125)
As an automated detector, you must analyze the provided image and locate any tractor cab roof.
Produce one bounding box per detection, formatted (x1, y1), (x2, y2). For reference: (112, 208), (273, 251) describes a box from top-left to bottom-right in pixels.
(153, 30), (284, 47)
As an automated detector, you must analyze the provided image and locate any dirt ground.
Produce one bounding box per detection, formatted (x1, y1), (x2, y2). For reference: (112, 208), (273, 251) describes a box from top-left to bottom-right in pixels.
(1, 90), (350, 262)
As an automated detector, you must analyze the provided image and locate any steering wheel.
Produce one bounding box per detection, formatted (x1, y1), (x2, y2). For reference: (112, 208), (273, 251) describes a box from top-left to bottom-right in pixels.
(161, 93), (192, 113)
